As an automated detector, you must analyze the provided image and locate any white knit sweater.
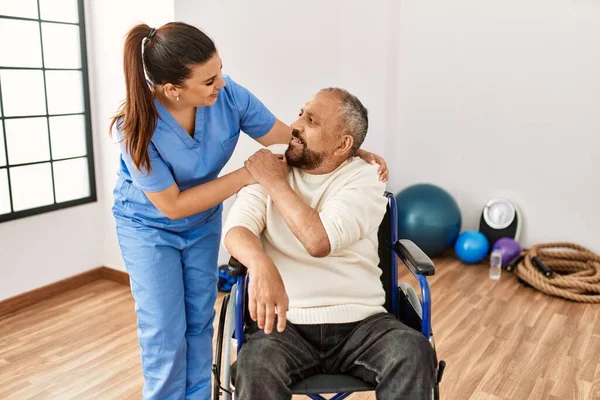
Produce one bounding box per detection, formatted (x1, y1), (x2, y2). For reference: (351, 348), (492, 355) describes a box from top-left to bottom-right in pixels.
(223, 157), (388, 324)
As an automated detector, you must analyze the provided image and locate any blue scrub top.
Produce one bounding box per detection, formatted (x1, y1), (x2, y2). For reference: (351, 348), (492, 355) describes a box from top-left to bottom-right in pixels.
(112, 75), (276, 232)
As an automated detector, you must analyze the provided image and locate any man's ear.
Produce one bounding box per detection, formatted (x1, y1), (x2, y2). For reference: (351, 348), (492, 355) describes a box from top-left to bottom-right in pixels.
(334, 135), (354, 156)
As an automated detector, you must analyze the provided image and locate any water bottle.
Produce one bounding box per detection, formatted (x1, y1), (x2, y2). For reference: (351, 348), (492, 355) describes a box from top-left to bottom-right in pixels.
(490, 249), (502, 280)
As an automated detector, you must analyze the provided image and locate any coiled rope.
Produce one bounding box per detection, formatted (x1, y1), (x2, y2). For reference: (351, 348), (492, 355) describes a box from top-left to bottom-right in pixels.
(506, 242), (600, 303)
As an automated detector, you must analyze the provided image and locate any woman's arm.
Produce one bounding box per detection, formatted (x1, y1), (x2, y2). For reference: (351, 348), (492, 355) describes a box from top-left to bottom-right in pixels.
(145, 167), (254, 220)
(355, 148), (389, 182)
(254, 119), (293, 146)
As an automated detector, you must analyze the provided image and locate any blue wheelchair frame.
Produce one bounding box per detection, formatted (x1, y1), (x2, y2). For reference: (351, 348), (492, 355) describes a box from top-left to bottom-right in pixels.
(214, 192), (445, 400)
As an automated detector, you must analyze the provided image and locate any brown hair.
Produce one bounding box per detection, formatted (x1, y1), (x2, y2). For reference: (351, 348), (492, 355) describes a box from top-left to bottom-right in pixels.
(110, 22), (216, 173)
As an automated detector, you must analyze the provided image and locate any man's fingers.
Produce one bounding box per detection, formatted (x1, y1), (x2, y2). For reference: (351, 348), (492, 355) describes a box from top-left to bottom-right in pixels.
(257, 303), (266, 329)
(276, 310), (287, 333)
(276, 296), (289, 333)
(248, 297), (257, 322)
(264, 305), (275, 335)
(255, 149), (270, 158)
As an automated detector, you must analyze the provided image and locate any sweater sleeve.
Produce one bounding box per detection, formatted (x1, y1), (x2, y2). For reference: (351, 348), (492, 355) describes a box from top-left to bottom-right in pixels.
(222, 184), (269, 243)
(318, 163), (388, 255)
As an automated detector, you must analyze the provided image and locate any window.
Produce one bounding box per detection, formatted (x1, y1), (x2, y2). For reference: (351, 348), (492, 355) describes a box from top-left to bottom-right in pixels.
(0, 0), (95, 223)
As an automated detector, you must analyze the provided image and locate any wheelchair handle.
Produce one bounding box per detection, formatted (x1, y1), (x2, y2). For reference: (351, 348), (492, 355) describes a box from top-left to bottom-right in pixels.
(228, 257), (248, 278)
(394, 240), (436, 276)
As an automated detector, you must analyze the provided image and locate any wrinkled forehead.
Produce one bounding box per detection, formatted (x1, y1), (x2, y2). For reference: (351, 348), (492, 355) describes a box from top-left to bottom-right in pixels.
(302, 91), (342, 126)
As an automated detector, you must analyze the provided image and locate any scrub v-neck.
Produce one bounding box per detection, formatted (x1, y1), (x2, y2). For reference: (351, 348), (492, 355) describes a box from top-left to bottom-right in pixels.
(155, 99), (205, 149)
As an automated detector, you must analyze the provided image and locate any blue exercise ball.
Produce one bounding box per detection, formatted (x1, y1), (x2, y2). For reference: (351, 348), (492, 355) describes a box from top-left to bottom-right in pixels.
(395, 184), (462, 257)
(455, 230), (489, 264)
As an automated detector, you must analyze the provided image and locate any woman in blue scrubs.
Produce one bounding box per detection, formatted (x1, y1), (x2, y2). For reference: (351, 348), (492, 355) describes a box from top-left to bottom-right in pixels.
(111, 22), (388, 400)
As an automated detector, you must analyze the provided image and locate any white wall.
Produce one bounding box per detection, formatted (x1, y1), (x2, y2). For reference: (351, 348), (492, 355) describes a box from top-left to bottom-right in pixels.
(85, 0), (175, 270)
(0, 203), (104, 301)
(175, 0), (394, 264)
(177, 0), (599, 254)
(392, 0), (600, 251)
(5, 0), (596, 301)
(0, 0), (175, 301)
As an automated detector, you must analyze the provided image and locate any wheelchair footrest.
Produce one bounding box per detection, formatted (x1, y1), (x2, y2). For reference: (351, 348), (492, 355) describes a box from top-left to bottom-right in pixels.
(290, 374), (374, 394)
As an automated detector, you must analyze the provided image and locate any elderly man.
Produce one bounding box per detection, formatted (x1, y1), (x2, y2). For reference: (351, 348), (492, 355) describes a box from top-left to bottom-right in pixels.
(222, 88), (436, 399)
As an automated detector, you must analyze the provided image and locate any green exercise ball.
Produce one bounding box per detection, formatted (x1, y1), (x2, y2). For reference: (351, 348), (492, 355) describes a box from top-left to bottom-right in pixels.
(395, 184), (462, 257)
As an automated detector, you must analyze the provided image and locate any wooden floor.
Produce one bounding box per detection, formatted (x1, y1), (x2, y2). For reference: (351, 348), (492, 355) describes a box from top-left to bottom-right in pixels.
(1, 257), (599, 400)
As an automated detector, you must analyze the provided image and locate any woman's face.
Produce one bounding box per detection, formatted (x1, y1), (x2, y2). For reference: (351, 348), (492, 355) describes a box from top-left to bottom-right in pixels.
(178, 52), (226, 107)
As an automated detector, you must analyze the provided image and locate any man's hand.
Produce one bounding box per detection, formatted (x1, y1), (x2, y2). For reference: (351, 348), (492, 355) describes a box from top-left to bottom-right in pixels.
(244, 149), (289, 190)
(248, 257), (289, 334)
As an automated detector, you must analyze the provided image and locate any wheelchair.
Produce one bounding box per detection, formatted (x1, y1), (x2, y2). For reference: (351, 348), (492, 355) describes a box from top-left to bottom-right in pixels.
(212, 192), (446, 399)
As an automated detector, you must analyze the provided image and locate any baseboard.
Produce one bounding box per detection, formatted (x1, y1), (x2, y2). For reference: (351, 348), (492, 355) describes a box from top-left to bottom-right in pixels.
(0, 267), (103, 317)
(100, 266), (130, 286)
(0, 266), (130, 318)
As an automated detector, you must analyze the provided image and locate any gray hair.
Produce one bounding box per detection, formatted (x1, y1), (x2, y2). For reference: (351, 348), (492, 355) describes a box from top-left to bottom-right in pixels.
(321, 87), (368, 154)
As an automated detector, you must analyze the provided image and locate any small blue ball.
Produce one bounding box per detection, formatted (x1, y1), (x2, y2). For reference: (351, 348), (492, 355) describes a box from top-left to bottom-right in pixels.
(455, 230), (489, 264)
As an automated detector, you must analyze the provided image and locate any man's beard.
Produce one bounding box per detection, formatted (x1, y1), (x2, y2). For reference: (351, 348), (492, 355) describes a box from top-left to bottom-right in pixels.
(285, 130), (324, 170)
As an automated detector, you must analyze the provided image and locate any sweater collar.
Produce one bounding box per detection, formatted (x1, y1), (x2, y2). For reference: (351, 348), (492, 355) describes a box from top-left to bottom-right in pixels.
(295, 157), (355, 182)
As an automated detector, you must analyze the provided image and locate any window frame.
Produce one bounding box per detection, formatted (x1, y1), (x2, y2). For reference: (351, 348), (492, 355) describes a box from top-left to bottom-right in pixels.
(0, 0), (96, 223)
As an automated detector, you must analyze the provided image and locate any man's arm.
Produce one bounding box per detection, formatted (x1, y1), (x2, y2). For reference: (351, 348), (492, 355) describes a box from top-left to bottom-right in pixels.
(243, 149), (330, 257)
(267, 182), (330, 257)
(222, 185), (288, 334)
(244, 150), (387, 257)
(317, 170), (388, 254)
(224, 226), (269, 271)
(267, 168), (386, 257)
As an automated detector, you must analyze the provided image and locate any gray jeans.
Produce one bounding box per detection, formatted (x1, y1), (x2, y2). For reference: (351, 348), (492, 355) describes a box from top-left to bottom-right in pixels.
(234, 312), (437, 400)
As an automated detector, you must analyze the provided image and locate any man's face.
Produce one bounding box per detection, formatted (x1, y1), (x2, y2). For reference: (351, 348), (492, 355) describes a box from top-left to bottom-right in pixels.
(286, 91), (342, 170)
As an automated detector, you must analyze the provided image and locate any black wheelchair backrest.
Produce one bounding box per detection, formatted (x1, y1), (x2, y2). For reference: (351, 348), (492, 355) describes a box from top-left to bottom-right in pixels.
(377, 192), (397, 314)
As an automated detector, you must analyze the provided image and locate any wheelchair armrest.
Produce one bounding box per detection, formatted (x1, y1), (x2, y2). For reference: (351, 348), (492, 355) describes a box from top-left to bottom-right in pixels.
(394, 240), (435, 276)
(228, 256), (248, 278)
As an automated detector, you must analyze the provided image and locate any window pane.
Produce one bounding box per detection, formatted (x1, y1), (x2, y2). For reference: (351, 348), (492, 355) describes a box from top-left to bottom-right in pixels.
(0, 169), (10, 215)
(10, 163), (54, 211)
(5, 117), (50, 165)
(41, 22), (81, 69)
(0, 19), (42, 68)
(0, 70), (47, 117)
(53, 157), (89, 202)
(50, 115), (86, 159)
(0, 124), (5, 166)
(45, 70), (84, 115)
(0, 0), (38, 19)
(39, 0), (78, 24)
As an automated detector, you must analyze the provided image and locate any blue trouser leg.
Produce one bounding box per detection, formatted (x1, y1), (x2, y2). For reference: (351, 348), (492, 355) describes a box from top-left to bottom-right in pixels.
(116, 221), (188, 400)
(180, 218), (220, 399)
(115, 214), (221, 400)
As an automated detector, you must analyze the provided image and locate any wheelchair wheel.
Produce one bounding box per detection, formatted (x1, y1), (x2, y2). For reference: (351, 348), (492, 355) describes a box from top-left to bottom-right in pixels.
(212, 285), (238, 399)
(213, 294), (229, 400)
(399, 282), (422, 318)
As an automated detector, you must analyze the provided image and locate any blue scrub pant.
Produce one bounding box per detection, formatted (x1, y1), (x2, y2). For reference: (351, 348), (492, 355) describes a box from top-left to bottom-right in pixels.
(114, 213), (220, 400)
